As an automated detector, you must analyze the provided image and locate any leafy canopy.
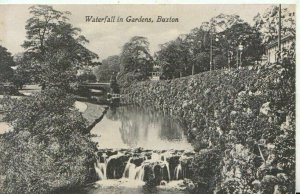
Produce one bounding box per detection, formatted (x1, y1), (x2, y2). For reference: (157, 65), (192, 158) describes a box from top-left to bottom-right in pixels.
(21, 5), (99, 88)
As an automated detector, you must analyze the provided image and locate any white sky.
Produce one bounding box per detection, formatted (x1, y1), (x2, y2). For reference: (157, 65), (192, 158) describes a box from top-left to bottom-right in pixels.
(0, 4), (293, 60)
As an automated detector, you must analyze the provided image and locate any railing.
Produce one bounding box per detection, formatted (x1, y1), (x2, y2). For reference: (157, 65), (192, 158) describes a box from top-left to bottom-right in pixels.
(107, 93), (122, 99)
(150, 76), (160, 81)
(150, 72), (161, 81)
(150, 72), (161, 76)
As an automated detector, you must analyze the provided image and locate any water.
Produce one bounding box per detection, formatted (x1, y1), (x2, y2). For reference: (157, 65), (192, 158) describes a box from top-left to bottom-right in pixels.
(91, 105), (192, 150)
(89, 105), (193, 194)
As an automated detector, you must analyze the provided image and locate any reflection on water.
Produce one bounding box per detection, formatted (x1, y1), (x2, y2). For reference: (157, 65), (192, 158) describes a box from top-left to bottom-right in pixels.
(91, 106), (192, 150)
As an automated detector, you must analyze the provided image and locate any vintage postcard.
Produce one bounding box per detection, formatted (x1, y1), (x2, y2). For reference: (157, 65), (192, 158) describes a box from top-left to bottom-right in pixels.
(0, 1), (297, 194)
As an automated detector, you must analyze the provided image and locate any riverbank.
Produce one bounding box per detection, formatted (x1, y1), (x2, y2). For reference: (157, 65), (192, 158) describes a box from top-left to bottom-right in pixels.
(0, 100), (109, 193)
(0, 101), (108, 135)
(81, 102), (109, 131)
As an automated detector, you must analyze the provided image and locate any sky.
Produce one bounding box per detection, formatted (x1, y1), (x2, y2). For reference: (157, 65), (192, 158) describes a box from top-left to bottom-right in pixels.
(0, 4), (290, 60)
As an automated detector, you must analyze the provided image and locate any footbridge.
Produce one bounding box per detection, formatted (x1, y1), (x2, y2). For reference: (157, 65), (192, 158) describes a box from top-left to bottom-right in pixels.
(79, 82), (111, 92)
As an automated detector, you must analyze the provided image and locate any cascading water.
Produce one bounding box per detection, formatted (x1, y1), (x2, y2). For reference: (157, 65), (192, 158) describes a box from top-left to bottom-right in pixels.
(89, 105), (196, 192)
(95, 152), (125, 180)
(95, 160), (107, 180)
(162, 154), (171, 181)
(174, 162), (183, 180)
(94, 149), (194, 184)
(122, 157), (145, 181)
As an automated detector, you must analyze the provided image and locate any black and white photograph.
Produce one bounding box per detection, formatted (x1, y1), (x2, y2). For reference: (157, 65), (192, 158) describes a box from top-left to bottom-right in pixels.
(0, 2), (297, 194)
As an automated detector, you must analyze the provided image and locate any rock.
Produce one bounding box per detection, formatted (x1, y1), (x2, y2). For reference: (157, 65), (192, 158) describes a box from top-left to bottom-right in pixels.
(160, 180), (167, 186)
(187, 182), (195, 190)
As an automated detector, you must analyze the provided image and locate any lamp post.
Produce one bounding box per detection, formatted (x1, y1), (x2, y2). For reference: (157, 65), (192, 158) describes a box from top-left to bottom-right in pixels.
(189, 47), (195, 75)
(228, 51), (233, 69)
(236, 47), (239, 68)
(210, 34), (213, 71)
(209, 34), (219, 71)
(238, 44), (244, 67)
(277, 4), (282, 64)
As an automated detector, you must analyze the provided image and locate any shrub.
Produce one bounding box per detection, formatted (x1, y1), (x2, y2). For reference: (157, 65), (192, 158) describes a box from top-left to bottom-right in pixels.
(0, 84), (19, 95)
(0, 87), (97, 194)
(191, 149), (222, 194)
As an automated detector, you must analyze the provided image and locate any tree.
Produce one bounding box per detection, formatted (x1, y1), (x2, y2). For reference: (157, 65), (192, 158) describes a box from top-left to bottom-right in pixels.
(94, 55), (120, 82)
(0, 45), (15, 82)
(190, 52), (210, 73)
(198, 14), (245, 70)
(214, 54), (227, 69)
(201, 14), (244, 33)
(21, 5), (98, 89)
(185, 29), (211, 74)
(77, 71), (97, 83)
(0, 88), (97, 194)
(0, 6), (99, 194)
(120, 36), (153, 77)
(217, 22), (264, 66)
(253, 5), (295, 44)
(12, 53), (32, 89)
(155, 37), (190, 79)
(155, 14), (245, 78)
(117, 36), (153, 87)
(22, 5), (68, 54)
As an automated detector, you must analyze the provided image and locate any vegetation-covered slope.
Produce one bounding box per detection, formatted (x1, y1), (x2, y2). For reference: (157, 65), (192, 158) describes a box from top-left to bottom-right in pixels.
(123, 60), (295, 193)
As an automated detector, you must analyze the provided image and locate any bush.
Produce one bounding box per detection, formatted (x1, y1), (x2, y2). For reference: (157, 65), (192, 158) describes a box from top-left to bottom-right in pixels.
(191, 149), (222, 194)
(117, 71), (148, 89)
(0, 87), (97, 194)
(78, 72), (97, 83)
(0, 84), (19, 95)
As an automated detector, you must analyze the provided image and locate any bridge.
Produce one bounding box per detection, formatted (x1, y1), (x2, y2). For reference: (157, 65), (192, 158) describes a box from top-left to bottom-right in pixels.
(79, 82), (111, 92)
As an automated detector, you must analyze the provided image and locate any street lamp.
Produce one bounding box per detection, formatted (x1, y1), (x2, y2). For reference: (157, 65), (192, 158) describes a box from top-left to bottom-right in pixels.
(209, 34), (219, 71)
(238, 44), (244, 67)
(228, 51), (233, 69)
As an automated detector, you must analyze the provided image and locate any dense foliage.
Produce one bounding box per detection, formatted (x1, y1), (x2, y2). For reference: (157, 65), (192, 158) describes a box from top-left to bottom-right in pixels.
(117, 36), (153, 87)
(253, 5), (295, 44)
(0, 5), (99, 194)
(78, 71), (97, 83)
(155, 14), (264, 79)
(19, 5), (99, 88)
(217, 23), (264, 67)
(94, 55), (120, 82)
(123, 52), (295, 193)
(0, 88), (97, 194)
(0, 45), (15, 83)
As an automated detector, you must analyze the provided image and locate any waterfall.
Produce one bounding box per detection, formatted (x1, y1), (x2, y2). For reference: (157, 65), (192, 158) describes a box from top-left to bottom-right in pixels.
(94, 149), (194, 184)
(174, 162), (182, 180)
(123, 157), (145, 181)
(161, 154), (171, 181)
(135, 165), (145, 181)
(95, 152), (124, 180)
(95, 159), (107, 180)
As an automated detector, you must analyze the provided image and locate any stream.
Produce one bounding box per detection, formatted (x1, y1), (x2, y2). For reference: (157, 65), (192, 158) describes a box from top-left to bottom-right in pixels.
(91, 105), (192, 150)
(88, 105), (194, 194)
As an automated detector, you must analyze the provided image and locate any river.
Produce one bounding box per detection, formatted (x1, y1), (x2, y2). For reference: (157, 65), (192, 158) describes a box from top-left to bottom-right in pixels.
(1, 102), (194, 193)
(91, 105), (192, 150)
(87, 105), (194, 194)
